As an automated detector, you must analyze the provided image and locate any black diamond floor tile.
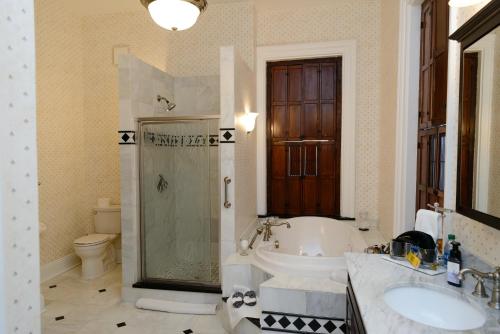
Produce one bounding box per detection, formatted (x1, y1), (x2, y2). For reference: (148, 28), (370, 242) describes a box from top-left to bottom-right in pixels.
(293, 317), (306, 330)
(324, 320), (337, 333)
(308, 319), (321, 332)
(263, 314), (277, 327)
(278, 316), (291, 328)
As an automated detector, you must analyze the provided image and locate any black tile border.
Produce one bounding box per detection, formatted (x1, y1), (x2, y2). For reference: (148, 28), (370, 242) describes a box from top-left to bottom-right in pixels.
(261, 311), (346, 334)
(119, 130), (136, 145)
(133, 281), (222, 294)
(220, 128), (235, 144)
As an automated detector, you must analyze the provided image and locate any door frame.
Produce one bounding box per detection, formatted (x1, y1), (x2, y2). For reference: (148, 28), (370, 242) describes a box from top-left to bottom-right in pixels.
(394, 0), (424, 236)
(256, 40), (357, 218)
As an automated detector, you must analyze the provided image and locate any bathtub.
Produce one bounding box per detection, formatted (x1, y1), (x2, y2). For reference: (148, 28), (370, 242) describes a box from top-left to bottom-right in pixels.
(254, 217), (368, 280)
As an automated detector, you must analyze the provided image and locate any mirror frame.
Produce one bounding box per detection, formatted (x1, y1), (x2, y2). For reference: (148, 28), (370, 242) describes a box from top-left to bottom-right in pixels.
(450, 0), (500, 230)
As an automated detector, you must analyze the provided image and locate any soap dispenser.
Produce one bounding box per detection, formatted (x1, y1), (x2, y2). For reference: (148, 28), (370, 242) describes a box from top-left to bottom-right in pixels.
(447, 241), (462, 287)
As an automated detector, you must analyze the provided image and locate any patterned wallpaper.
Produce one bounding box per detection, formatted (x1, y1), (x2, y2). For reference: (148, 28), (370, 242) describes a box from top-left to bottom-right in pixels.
(0, 0), (41, 332)
(36, 0), (88, 264)
(36, 5), (170, 264)
(166, 2), (255, 77)
(256, 0), (382, 221)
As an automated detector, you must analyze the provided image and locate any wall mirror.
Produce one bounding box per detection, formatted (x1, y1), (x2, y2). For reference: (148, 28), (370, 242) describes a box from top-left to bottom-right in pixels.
(451, 1), (500, 230)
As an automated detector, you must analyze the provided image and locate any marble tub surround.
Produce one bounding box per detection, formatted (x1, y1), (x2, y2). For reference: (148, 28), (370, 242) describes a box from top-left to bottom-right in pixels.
(345, 253), (500, 334)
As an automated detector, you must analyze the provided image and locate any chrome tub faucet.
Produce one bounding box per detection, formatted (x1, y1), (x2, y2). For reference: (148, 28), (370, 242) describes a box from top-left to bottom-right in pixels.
(262, 217), (291, 242)
(459, 266), (500, 310)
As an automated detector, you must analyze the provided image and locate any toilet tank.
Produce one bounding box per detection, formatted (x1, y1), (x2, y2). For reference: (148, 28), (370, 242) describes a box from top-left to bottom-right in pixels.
(94, 206), (121, 234)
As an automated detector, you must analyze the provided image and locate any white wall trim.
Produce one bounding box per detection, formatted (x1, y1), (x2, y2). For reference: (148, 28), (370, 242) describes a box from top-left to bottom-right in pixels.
(466, 33), (496, 212)
(393, 0), (423, 237)
(40, 253), (80, 283)
(256, 40), (357, 218)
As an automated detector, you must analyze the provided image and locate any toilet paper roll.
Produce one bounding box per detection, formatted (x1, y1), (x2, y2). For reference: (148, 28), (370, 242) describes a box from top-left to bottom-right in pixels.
(97, 198), (111, 208)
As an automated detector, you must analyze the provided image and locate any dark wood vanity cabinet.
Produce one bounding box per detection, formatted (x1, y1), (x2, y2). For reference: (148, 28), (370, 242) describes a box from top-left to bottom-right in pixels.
(346, 275), (366, 334)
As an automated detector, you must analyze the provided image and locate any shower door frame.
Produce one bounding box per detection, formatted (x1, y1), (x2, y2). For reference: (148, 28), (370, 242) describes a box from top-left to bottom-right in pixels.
(135, 116), (222, 294)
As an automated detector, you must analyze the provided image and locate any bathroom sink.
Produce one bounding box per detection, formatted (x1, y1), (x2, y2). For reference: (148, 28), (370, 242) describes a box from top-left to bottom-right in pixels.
(383, 285), (486, 331)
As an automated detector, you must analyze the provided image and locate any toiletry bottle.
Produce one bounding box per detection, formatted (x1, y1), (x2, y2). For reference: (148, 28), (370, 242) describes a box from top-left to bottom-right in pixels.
(447, 241), (462, 287)
(443, 234), (455, 265)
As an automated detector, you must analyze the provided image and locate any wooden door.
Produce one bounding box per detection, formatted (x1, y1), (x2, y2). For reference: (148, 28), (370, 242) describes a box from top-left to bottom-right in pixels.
(458, 52), (479, 208)
(416, 0), (448, 212)
(267, 58), (342, 218)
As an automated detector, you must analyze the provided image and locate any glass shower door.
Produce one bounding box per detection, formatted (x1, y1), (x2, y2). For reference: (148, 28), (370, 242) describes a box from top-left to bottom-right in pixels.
(140, 119), (219, 287)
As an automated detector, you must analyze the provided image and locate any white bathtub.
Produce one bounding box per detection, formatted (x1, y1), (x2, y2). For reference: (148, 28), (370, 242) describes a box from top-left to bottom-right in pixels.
(254, 217), (368, 280)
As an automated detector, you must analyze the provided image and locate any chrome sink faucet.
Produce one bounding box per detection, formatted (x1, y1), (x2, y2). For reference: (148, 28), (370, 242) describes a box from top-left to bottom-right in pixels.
(262, 217), (291, 242)
(459, 266), (500, 310)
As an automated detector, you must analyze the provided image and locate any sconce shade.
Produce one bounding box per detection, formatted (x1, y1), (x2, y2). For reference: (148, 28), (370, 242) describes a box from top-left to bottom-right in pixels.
(241, 112), (259, 133)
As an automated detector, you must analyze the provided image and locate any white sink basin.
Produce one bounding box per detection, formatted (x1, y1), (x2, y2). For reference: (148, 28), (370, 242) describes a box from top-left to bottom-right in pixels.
(384, 285), (486, 331)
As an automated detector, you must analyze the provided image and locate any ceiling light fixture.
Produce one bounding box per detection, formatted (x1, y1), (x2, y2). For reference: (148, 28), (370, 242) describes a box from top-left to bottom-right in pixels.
(140, 0), (207, 31)
(448, 0), (485, 8)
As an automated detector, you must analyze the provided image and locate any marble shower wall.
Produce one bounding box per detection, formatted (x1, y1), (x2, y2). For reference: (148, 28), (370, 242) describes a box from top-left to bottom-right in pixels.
(219, 46), (257, 263)
(118, 55), (221, 294)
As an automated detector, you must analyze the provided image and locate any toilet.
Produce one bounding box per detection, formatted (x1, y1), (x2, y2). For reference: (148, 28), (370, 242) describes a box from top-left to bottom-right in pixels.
(74, 205), (121, 280)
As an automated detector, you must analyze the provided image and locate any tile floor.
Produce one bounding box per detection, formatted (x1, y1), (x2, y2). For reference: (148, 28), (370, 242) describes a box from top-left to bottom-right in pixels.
(42, 265), (228, 334)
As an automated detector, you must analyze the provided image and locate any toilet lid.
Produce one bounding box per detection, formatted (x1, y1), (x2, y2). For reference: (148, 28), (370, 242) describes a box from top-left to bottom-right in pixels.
(74, 234), (110, 246)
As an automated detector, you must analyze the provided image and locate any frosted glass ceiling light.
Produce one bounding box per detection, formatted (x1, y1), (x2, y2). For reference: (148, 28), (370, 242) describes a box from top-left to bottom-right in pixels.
(140, 0), (207, 31)
(448, 0), (485, 8)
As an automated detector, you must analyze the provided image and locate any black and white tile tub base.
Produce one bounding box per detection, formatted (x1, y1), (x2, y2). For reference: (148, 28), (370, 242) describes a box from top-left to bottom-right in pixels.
(261, 312), (346, 334)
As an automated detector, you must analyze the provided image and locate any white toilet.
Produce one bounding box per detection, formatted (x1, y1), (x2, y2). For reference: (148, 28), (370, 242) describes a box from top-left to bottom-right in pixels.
(74, 205), (121, 280)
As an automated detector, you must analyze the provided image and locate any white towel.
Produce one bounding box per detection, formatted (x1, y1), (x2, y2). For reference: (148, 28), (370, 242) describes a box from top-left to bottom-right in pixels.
(226, 287), (261, 330)
(415, 209), (441, 241)
(136, 298), (217, 315)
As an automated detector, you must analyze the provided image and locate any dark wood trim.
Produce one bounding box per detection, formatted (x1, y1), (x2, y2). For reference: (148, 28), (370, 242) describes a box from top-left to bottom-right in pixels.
(452, 0), (500, 231)
(449, 0), (500, 46)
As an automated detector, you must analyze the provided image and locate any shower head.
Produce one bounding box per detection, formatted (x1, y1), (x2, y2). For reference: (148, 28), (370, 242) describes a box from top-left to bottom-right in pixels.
(157, 95), (176, 111)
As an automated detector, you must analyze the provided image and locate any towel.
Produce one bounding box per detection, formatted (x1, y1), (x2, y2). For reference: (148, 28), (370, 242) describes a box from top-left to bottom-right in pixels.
(226, 287), (261, 329)
(415, 209), (441, 241)
(136, 298), (217, 315)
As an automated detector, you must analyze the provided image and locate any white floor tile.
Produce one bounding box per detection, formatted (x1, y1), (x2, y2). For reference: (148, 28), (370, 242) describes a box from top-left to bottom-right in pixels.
(41, 265), (228, 334)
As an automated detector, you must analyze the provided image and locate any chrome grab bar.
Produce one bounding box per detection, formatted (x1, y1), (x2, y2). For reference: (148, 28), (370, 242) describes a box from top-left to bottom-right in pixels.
(224, 177), (232, 209)
(277, 139), (334, 144)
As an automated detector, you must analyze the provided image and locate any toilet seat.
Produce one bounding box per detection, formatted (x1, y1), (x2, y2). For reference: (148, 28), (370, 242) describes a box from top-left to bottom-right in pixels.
(74, 234), (116, 247)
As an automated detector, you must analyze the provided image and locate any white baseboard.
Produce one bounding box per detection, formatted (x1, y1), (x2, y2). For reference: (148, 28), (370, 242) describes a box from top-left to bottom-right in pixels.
(41, 253), (81, 283)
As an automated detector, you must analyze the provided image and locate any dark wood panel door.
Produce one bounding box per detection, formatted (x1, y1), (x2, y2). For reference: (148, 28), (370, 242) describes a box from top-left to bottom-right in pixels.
(416, 0), (448, 213)
(458, 52), (479, 208)
(267, 58), (342, 218)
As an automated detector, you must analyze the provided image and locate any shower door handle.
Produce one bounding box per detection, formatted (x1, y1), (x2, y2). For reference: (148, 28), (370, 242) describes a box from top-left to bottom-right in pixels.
(224, 177), (232, 209)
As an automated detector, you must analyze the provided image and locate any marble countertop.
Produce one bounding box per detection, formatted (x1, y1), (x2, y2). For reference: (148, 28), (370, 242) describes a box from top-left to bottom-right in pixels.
(345, 253), (500, 334)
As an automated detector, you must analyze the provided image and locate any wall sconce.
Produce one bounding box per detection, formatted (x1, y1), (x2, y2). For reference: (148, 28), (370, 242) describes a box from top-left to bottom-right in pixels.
(448, 0), (484, 7)
(241, 112), (259, 134)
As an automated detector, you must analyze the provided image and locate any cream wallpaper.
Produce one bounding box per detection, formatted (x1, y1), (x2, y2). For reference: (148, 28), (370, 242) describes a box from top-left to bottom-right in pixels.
(378, 0), (400, 240)
(36, 6), (170, 264)
(36, 0), (88, 265)
(256, 0), (382, 221)
(165, 2), (255, 77)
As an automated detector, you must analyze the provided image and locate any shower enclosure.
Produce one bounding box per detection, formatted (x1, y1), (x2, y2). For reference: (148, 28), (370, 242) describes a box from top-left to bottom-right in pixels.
(137, 117), (220, 291)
